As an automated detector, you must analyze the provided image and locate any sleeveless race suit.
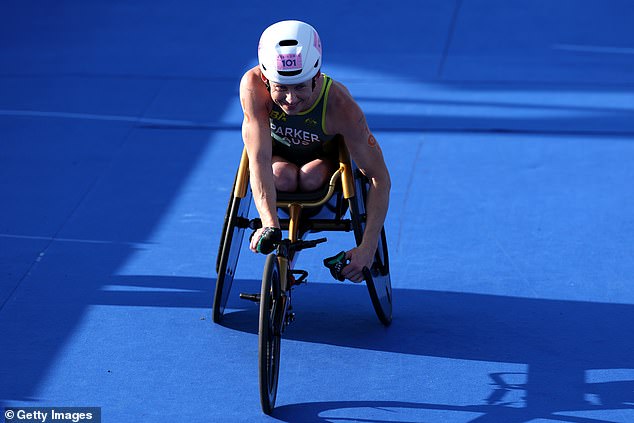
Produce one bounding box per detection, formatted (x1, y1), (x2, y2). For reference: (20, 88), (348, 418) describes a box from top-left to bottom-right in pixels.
(269, 75), (338, 166)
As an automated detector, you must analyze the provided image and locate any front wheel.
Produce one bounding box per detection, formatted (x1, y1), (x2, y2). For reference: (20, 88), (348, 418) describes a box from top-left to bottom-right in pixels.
(258, 254), (283, 415)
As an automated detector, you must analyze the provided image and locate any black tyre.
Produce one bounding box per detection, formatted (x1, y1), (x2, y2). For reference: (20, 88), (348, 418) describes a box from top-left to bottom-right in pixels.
(349, 169), (392, 326)
(258, 254), (282, 415)
(213, 185), (252, 323)
(363, 227), (392, 326)
(215, 177), (237, 274)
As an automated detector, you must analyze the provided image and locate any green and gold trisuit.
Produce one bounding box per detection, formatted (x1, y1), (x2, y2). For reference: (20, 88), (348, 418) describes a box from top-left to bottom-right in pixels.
(269, 75), (338, 166)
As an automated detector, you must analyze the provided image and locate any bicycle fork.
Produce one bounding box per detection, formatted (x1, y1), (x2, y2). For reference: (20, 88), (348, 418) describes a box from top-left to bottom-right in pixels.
(276, 256), (295, 334)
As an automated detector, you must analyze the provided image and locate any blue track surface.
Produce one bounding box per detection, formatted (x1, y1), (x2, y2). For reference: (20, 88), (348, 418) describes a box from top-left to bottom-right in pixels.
(1, 1), (633, 422)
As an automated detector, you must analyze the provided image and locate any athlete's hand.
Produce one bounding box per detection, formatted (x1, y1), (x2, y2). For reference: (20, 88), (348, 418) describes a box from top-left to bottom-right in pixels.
(341, 245), (375, 283)
(249, 227), (282, 254)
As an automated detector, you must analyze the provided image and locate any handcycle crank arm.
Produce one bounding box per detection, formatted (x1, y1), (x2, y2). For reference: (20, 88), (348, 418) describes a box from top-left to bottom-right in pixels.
(239, 292), (260, 302)
(290, 237), (327, 251)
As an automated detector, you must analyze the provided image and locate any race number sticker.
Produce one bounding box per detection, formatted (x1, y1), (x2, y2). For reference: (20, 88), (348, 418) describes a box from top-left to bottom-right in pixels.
(277, 53), (302, 70)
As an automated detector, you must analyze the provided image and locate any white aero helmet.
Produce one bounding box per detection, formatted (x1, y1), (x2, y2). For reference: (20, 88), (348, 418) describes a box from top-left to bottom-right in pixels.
(258, 20), (322, 85)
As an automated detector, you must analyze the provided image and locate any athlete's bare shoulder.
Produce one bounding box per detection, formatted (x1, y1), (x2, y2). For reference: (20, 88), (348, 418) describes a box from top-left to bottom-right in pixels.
(241, 66), (262, 86)
(325, 78), (364, 132)
(240, 66), (272, 114)
(327, 79), (354, 105)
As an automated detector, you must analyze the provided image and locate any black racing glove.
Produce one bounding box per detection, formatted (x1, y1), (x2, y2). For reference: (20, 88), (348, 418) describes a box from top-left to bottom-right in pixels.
(323, 251), (348, 281)
(251, 227), (282, 254)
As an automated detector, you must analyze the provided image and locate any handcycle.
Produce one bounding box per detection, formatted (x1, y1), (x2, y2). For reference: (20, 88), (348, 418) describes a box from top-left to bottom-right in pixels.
(213, 140), (392, 414)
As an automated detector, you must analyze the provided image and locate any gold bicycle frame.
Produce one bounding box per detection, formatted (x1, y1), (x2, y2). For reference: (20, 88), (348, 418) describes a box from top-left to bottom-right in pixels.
(232, 141), (356, 244)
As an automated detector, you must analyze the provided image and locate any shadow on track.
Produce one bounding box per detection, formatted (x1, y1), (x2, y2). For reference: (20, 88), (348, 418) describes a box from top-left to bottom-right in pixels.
(219, 278), (634, 422)
(273, 396), (634, 423)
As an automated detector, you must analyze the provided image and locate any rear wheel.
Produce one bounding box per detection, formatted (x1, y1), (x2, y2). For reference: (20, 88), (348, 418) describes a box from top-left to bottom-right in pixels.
(258, 254), (282, 415)
(349, 169), (392, 326)
(363, 227), (392, 326)
(213, 183), (252, 323)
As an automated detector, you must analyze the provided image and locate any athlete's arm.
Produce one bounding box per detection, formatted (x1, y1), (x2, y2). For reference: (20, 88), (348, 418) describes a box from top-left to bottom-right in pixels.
(239, 67), (280, 250)
(327, 82), (391, 282)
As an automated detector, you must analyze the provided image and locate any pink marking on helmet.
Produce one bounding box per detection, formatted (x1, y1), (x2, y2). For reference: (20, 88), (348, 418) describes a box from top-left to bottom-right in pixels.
(277, 53), (303, 70)
(313, 31), (322, 54)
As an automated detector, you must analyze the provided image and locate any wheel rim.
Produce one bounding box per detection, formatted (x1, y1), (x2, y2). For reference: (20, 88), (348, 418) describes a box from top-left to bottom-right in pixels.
(350, 169), (392, 326)
(265, 293), (281, 400)
(259, 255), (282, 414)
(213, 190), (251, 323)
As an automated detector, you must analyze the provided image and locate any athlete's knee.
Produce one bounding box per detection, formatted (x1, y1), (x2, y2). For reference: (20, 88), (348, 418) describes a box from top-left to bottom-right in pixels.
(273, 161), (298, 192)
(299, 166), (328, 191)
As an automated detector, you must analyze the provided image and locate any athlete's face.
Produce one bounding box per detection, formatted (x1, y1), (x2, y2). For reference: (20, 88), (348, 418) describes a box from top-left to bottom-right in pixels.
(269, 81), (312, 115)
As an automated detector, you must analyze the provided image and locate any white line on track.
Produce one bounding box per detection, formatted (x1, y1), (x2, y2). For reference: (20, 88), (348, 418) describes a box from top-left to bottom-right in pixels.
(0, 233), (150, 246)
(0, 109), (201, 126)
(553, 44), (634, 55)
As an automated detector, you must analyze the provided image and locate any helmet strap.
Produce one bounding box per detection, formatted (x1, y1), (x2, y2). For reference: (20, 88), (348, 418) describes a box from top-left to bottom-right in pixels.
(312, 70), (322, 92)
(260, 73), (271, 92)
